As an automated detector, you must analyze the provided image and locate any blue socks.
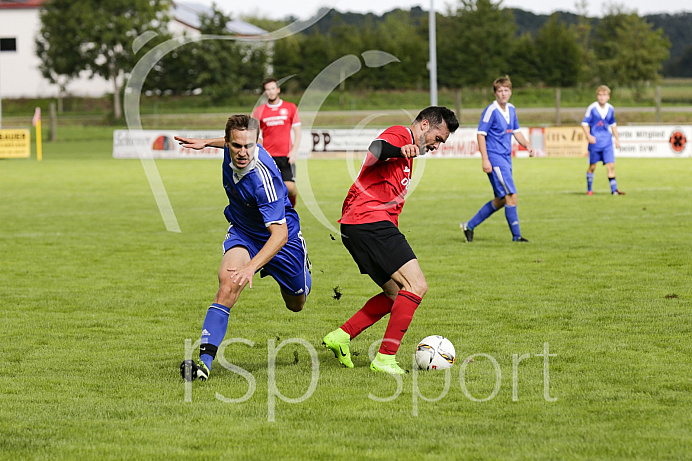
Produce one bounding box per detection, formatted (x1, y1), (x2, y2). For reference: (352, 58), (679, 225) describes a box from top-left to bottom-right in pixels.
(588, 173), (619, 194)
(468, 200), (498, 230)
(199, 303), (230, 370)
(468, 200), (522, 239)
(609, 177), (618, 194)
(505, 205), (522, 240)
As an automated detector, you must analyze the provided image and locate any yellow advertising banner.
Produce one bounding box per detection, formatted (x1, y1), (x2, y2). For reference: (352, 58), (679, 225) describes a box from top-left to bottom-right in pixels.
(0, 129), (31, 158)
(544, 127), (588, 157)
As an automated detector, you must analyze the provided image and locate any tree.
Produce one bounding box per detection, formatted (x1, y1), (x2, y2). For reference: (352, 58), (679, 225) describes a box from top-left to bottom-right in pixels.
(593, 11), (670, 99)
(664, 45), (692, 78)
(34, 2), (87, 109)
(535, 14), (583, 87)
(573, 0), (597, 85)
(272, 34), (303, 89)
(36, 0), (170, 119)
(142, 7), (270, 100)
(506, 33), (540, 87)
(193, 8), (270, 99)
(371, 10), (428, 90)
(437, 0), (516, 89)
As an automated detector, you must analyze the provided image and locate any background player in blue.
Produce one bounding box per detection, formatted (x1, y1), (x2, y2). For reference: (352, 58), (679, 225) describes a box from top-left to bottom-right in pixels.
(175, 115), (311, 381)
(460, 76), (535, 243)
(582, 85), (624, 196)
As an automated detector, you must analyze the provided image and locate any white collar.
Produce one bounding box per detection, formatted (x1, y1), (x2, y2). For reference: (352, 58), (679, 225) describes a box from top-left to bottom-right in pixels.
(229, 146), (259, 183)
(266, 99), (283, 108)
(596, 103), (609, 119)
(494, 101), (511, 122)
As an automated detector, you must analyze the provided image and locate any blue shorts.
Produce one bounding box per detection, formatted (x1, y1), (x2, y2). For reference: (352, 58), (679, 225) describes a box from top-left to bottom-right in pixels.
(487, 164), (517, 198)
(222, 226), (311, 297)
(589, 145), (615, 165)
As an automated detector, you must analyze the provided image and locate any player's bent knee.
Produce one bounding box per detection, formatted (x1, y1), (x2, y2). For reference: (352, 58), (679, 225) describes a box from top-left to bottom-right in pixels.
(412, 280), (428, 298)
(285, 298), (305, 312)
(286, 303), (303, 312)
(403, 278), (427, 298)
(283, 293), (306, 312)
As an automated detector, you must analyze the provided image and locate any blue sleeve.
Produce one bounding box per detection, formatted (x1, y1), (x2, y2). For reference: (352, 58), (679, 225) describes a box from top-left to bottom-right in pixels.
(512, 108), (520, 130)
(582, 107), (592, 126)
(478, 107), (491, 133)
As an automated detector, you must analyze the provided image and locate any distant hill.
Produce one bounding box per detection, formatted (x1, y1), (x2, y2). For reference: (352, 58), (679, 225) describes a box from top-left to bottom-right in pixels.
(644, 12), (692, 61)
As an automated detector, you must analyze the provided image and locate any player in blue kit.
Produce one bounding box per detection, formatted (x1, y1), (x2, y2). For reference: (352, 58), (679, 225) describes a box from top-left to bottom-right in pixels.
(175, 115), (311, 381)
(460, 76), (534, 243)
(582, 85), (624, 195)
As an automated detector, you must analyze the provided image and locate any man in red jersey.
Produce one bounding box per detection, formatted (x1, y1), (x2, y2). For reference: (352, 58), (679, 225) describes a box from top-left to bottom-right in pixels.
(323, 106), (459, 375)
(252, 78), (302, 207)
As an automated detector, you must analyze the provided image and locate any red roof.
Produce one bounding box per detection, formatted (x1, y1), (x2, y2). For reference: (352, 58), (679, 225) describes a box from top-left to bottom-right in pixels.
(0, 0), (47, 9)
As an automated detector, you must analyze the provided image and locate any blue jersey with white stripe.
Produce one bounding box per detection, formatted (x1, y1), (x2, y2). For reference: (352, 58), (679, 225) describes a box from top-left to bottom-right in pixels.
(478, 101), (520, 166)
(582, 102), (616, 151)
(222, 144), (299, 242)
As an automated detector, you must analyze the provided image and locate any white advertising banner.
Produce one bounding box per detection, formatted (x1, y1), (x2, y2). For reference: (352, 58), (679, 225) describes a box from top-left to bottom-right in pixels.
(113, 130), (224, 159)
(301, 127), (530, 158)
(301, 128), (382, 157)
(119, 126), (692, 159)
(616, 126), (691, 158)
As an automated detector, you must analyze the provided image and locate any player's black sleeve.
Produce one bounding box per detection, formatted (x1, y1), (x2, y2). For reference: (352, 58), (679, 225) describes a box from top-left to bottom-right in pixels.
(368, 139), (402, 160)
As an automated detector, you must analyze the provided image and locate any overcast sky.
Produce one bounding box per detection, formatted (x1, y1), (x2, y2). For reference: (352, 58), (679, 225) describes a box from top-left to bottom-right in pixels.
(196, 0), (690, 20)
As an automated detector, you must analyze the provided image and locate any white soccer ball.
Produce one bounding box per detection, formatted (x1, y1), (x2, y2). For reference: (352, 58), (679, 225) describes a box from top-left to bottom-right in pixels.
(415, 335), (456, 370)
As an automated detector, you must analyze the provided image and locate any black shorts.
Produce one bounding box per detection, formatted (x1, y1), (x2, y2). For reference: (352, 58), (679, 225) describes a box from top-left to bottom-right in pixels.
(340, 221), (417, 287)
(273, 156), (296, 182)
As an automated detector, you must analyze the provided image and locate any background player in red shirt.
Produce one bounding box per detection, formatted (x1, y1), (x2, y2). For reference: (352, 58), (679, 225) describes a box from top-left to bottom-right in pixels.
(323, 106), (459, 375)
(252, 78), (302, 207)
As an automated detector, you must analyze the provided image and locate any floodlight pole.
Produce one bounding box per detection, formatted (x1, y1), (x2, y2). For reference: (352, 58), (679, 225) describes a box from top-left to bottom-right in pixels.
(428, 0), (438, 106)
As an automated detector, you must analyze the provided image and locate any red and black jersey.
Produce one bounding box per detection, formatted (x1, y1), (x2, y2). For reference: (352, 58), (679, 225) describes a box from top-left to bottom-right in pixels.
(339, 125), (415, 227)
(252, 100), (300, 158)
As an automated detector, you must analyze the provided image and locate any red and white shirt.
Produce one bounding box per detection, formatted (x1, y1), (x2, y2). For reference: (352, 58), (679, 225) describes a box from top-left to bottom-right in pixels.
(252, 100), (300, 158)
(339, 125), (415, 227)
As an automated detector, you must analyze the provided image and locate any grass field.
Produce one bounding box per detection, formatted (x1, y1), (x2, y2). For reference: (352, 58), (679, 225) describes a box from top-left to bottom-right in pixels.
(1, 147), (691, 459)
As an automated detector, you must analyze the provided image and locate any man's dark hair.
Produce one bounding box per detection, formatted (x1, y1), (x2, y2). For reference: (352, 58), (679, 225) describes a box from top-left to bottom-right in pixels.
(415, 106), (459, 133)
(262, 77), (278, 90)
(225, 114), (260, 141)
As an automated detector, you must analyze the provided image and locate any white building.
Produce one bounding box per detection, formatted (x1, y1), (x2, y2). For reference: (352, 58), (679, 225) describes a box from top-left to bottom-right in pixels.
(0, 0), (267, 99)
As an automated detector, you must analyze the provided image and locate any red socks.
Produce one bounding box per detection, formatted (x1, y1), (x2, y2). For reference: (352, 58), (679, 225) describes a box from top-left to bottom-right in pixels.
(341, 291), (422, 355)
(379, 291), (421, 355)
(342, 293), (393, 339)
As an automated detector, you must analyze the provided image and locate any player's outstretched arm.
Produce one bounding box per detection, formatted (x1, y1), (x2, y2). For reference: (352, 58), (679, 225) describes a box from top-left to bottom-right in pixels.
(174, 136), (225, 150)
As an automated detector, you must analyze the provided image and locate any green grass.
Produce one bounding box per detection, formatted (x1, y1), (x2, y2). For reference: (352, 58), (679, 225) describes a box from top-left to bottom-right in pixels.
(1, 146), (690, 459)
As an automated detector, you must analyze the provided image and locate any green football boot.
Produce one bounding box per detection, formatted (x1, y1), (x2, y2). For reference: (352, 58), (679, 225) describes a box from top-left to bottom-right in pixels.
(370, 352), (406, 375)
(322, 328), (354, 369)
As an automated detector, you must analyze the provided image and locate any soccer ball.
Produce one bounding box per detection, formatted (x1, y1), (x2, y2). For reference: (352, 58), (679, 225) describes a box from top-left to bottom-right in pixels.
(415, 335), (456, 370)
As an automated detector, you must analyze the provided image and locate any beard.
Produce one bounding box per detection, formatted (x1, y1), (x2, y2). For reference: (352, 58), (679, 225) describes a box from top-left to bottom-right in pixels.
(417, 132), (428, 154)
